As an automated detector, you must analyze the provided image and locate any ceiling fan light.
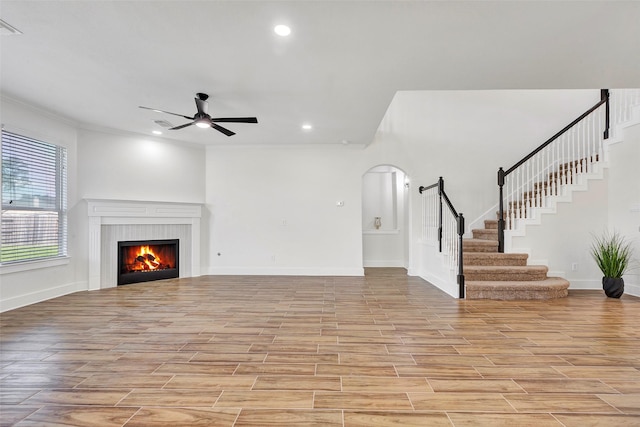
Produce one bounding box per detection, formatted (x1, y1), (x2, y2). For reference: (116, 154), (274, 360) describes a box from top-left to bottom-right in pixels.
(195, 119), (211, 128)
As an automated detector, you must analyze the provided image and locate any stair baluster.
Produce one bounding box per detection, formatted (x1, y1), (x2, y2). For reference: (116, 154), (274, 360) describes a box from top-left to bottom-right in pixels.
(419, 178), (465, 298)
(497, 89), (610, 252)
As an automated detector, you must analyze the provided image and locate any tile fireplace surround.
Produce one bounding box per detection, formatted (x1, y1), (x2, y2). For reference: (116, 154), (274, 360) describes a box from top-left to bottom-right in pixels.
(87, 199), (202, 290)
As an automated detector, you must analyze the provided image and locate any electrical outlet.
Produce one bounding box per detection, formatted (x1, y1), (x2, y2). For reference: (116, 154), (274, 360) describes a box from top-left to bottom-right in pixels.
(571, 262), (578, 271)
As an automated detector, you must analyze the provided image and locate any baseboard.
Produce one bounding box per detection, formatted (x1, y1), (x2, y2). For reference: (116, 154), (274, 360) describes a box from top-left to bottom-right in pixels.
(624, 282), (640, 298)
(0, 281), (86, 313)
(203, 266), (365, 277)
(569, 279), (640, 298)
(417, 271), (459, 299)
(363, 260), (405, 268)
(567, 279), (601, 290)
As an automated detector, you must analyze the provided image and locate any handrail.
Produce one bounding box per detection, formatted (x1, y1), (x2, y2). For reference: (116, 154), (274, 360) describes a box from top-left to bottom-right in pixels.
(419, 177), (465, 298)
(418, 182), (438, 193)
(503, 90), (609, 177)
(497, 89), (610, 252)
(442, 192), (458, 218)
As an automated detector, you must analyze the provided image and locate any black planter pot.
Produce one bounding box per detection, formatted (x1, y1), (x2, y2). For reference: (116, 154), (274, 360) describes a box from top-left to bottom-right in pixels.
(602, 277), (624, 298)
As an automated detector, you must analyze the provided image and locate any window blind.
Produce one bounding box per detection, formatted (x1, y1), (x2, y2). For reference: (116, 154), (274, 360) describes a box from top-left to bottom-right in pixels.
(1, 130), (67, 263)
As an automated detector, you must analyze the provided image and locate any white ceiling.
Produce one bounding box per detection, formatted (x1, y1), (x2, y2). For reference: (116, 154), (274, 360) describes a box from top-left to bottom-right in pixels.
(1, 1), (639, 146)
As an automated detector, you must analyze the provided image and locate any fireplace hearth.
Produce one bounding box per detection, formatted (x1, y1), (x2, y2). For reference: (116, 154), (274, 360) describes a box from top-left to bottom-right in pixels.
(117, 239), (179, 285)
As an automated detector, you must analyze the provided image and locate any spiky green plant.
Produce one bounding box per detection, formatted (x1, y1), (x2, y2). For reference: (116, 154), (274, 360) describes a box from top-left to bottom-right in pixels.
(591, 232), (633, 278)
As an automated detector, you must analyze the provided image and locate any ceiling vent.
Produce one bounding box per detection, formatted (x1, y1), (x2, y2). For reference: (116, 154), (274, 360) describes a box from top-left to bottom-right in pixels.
(0, 19), (22, 36)
(154, 119), (174, 128)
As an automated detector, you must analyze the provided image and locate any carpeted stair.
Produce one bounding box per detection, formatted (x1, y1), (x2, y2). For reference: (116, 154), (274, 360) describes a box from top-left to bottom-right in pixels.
(464, 219), (569, 300)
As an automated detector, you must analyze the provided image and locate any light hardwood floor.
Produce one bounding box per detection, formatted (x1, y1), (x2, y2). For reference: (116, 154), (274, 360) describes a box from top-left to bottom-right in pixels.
(1, 268), (639, 426)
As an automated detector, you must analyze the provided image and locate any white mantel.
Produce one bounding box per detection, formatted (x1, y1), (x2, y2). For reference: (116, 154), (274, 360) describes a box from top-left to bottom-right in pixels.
(86, 199), (202, 290)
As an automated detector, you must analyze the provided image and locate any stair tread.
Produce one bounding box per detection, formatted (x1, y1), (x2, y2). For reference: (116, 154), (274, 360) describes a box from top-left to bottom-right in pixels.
(465, 265), (547, 271)
(472, 229), (498, 234)
(463, 238), (497, 243)
(464, 252), (528, 257)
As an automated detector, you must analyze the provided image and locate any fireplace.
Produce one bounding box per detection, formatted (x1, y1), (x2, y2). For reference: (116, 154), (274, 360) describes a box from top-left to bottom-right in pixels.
(117, 239), (179, 285)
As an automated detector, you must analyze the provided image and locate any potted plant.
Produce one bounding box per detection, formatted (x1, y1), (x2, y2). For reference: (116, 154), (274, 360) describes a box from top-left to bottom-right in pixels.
(590, 231), (633, 298)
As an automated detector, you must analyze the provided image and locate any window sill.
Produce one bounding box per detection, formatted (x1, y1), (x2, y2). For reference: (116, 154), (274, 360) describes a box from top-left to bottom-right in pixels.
(0, 257), (70, 275)
(362, 229), (400, 235)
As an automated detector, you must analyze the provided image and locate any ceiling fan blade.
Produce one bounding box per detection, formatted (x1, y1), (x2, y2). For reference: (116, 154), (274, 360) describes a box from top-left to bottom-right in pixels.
(211, 123), (236, 137)
(169, 122), (195, 130)
(211, 117), (258, 123)
(139, 106), (193, 120)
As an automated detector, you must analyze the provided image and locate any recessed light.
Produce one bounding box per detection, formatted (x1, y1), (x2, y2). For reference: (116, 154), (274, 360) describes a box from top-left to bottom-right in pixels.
(302, 123), (312, 130)
(274, 24), (291, 36)
(152, 130), (162, 135)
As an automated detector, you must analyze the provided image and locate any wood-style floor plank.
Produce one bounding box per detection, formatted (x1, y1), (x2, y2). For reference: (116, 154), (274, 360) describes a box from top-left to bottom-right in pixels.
(1, 268), (639, 426)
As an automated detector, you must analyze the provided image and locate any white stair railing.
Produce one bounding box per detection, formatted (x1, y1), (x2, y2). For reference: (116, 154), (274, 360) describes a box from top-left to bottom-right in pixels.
(420, 182), (439, 244)
(497, 90), (610, 251)
(497, 89), (640, 251)
(610, 89), (640, 137)
(419, 178), (465, 297)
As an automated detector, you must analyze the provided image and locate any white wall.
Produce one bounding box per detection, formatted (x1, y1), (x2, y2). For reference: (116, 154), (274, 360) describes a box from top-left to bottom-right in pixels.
(607, 123), (640, 296)
(509, 173), (609, 289)
(77, 128), (205, 203)
(204, 145), (364, 275)
(1, 99), (206, 311)
(1, 97), (83, 311)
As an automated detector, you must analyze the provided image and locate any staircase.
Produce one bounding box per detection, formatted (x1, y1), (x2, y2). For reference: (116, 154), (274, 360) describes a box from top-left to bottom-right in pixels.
(418, 89), (639, 300)
(464, 219), (569, 300)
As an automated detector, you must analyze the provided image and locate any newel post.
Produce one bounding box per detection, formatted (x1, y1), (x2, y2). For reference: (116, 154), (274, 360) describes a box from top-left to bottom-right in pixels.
(457, 213), (465, 299)
(497, 167), (505, 253)
(602, 89), (610, 140)
(437, 177), (444, 253)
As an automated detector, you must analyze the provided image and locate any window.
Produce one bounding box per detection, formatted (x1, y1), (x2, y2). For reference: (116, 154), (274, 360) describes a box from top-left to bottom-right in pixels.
(1, 130), (67, 264)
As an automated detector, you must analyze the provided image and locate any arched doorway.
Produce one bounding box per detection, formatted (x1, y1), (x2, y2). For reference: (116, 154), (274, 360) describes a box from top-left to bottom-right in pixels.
(362, 165), (410, 269)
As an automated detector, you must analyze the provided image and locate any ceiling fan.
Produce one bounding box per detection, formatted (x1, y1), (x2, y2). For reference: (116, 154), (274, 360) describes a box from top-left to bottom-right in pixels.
(139, 93), (258, 137)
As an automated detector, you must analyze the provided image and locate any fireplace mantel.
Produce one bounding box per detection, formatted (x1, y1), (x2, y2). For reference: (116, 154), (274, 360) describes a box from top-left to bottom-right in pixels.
(86, 199), (202, 290)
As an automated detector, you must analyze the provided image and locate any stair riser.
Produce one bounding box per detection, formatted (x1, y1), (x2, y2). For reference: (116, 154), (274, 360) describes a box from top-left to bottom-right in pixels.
(463, 255), (527, 266)
(465, 271), (547, 281)
(484, 220), (499, 230)
(463, 243), (498, 253)
(466, 288), (569, 300)
(471, 230), (498, 241)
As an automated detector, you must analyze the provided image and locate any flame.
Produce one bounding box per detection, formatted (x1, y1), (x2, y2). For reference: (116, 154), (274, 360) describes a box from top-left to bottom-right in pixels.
(136, 245), (161, 270)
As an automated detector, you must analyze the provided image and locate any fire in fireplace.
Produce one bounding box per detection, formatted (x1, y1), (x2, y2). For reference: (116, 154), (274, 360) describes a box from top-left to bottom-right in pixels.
(117, 239), (179, 285)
